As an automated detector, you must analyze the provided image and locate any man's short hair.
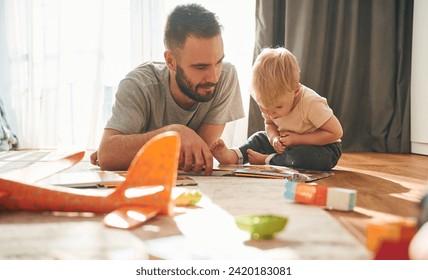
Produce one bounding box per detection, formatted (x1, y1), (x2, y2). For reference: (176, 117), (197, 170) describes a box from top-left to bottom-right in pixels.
(164, 3), (222, 51)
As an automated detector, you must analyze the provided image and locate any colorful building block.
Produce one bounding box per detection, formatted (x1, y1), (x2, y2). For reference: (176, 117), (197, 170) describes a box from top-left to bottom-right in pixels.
(284, 181), (356, 211)
(366, 220), (417, 252)
(374, 239), (411, 260)
(285, 181), (324, 204)
(326, 187), (356, 211)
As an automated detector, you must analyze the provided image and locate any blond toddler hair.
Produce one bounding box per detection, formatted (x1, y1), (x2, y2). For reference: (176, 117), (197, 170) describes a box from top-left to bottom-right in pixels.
(251, 47), (301, 107)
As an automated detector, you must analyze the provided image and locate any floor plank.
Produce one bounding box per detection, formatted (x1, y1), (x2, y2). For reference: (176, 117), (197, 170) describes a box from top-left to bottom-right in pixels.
(318, 152), (428, 245)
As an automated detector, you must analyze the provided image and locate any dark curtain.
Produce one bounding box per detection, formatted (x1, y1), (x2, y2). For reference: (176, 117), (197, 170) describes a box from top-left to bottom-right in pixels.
(248, 0), (413, 153)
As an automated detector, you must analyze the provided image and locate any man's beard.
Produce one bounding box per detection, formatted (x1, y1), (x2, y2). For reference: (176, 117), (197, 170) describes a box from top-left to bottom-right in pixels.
(176, 65), (216, 103)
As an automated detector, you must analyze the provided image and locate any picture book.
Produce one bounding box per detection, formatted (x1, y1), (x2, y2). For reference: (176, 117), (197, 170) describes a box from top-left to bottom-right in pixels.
(37, 171), (126, 188)
(39, 171), (197, 188)
(180, 164), (333, 182)
(231, 165), (334, 182)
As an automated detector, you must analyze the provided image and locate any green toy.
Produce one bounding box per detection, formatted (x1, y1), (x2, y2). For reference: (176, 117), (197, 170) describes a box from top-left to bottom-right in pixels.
(235, 214), (288, 240)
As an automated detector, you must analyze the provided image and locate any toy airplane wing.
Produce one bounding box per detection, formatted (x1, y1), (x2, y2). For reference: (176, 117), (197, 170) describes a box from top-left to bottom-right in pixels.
(0, 151), (85, 202)
(0, 131), (181, 230)
(0, 151), (85, 184)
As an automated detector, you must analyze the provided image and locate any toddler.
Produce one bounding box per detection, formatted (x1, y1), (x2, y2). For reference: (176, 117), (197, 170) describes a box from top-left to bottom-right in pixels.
(211, 47), (343, 171)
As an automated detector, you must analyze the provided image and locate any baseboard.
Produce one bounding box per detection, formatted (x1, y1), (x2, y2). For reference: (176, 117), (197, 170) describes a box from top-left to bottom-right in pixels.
(411, 142), (428, 156)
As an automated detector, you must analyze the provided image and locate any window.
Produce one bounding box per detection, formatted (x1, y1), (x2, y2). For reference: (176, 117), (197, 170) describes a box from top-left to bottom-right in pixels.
(1, 0), (254, 149)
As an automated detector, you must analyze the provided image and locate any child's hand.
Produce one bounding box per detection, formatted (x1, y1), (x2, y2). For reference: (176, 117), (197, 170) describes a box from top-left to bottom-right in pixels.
(280, 131), (298, 147)
(272, 136), (286, 154)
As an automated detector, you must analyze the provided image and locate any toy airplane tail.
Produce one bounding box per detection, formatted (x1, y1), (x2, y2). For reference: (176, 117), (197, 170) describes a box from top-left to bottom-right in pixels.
(108, 131), (180, 215)
(103, 131), (181, 229)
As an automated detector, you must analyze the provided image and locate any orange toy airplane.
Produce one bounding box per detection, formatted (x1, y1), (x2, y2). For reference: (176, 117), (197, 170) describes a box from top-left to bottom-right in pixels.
(0, 131), (180, 229)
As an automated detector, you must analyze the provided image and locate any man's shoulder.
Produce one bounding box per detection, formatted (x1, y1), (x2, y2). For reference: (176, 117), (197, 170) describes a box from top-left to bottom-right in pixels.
(117, 62), (169, 95)
(126, 61), (168, 78)
(218, 62), (238, 84)
(221, 61), (235, 73)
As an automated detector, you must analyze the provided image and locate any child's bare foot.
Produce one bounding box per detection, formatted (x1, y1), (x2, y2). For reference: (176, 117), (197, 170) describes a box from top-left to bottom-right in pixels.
(247, 149), (269, 165)
(210, 139), (238, 164)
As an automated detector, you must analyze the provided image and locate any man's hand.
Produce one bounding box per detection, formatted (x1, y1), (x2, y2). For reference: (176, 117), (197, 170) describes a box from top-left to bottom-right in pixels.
(176, 126), (213, 175)
(90, 151), (98, 166)
(94, 125), (216, 174)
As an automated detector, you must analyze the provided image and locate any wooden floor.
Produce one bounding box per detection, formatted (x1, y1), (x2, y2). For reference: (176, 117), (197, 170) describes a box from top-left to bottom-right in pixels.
(319, 152), (428, 245)
(1, 150), (427, 258)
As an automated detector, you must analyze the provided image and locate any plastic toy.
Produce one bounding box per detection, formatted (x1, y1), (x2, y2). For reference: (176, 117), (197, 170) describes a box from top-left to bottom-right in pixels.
(235, 214), (288, 240)
(367, 220), (416, 251)
(408, 192), (428, 259)
(0, 131), (180, 230)
(366, 219), (417, 259)
(284, 181), (356, 211)
(174, 189), (202, 206)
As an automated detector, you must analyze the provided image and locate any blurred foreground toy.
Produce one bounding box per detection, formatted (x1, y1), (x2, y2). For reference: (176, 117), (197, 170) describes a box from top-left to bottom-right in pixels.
(284, 181), (356, 211)
(409, 222), (428, 259)
(0, 132), (181, 229)
(367, 220), (417, 260)
(409, 192), (428, 259)
(174, 189), (202, 206)
(235, 214), (288, 240)
(368, 191), (428, 259)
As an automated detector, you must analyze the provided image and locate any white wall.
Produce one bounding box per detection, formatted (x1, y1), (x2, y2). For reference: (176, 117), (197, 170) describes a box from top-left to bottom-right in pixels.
(411, 0), (428, 155)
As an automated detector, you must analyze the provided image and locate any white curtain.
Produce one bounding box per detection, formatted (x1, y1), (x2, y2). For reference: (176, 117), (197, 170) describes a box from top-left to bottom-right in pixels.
(1, 0), (254, 150)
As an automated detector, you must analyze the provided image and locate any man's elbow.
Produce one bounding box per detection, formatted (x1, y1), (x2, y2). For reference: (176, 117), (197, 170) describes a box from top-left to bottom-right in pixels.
(97, 153), (114, 171)
(97, 151), (126, 171)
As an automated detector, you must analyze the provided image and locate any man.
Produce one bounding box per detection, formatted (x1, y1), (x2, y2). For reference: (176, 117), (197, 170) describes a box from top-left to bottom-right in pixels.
(91, 3), (244, 175)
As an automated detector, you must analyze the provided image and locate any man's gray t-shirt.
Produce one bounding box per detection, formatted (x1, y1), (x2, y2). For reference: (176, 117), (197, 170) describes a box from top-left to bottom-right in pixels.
(106, 61), (244, 134)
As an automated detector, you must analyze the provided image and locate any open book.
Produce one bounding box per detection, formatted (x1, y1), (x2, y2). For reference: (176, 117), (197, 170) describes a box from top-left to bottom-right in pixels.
(39, 171), (197, 188)
(42, 165), (330, 187)
(181, 164), (333, 182)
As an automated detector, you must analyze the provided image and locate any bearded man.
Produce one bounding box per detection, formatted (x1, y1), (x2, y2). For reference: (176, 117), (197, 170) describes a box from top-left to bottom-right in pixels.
(92, 3), (244, 174)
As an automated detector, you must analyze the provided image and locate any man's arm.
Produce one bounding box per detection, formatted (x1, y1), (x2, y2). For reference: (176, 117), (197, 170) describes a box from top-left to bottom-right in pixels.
(96, 128), (159, 171)
(94, 123), (222, 174)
